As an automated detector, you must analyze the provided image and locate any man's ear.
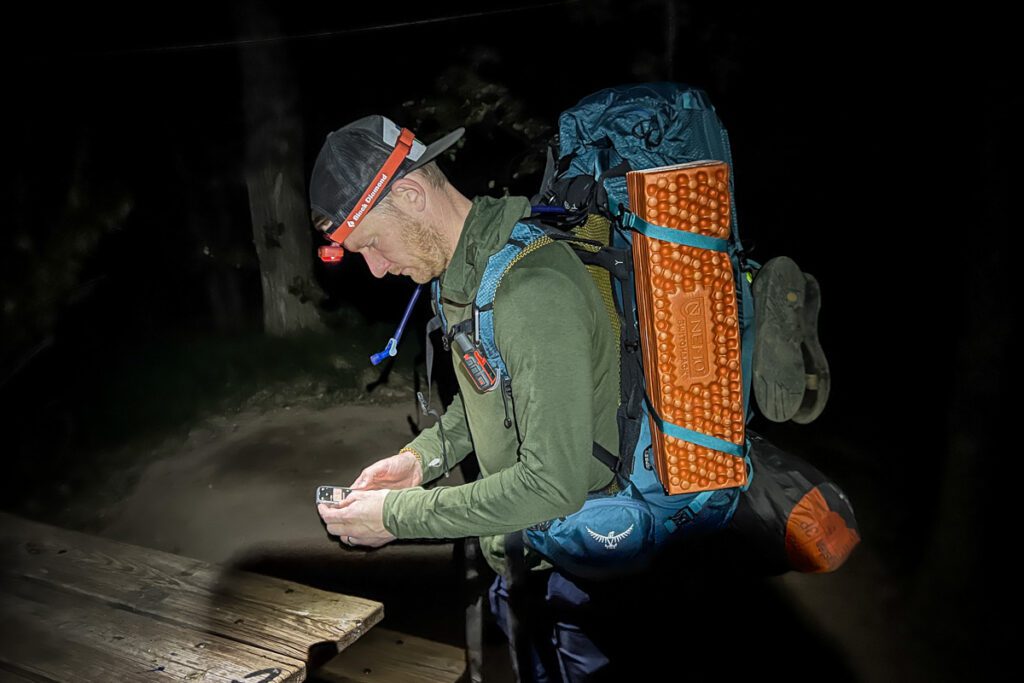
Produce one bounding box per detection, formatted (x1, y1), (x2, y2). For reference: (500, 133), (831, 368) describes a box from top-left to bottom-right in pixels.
(390, 177), (426, 214)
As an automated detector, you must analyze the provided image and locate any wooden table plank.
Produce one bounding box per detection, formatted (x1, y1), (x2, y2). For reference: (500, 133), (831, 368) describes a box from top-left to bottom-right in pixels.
(0, 574), (304, 682)
(0, 512), (384, 679)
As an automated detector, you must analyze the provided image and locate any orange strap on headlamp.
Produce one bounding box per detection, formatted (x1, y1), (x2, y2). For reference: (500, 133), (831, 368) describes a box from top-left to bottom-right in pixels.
(318, 127), (417, 263)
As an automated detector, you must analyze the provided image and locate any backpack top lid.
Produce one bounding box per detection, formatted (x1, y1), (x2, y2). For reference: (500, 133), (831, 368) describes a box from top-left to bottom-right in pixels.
(552, 82), (736, 214)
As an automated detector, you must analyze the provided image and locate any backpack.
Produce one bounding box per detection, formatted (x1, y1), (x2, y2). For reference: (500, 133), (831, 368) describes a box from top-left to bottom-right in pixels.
(430, 82), (761, 579)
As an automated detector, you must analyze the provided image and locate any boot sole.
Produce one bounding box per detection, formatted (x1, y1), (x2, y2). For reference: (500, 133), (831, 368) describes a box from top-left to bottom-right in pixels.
(791, 273), (830, 424)
(751, 256), (809, 422)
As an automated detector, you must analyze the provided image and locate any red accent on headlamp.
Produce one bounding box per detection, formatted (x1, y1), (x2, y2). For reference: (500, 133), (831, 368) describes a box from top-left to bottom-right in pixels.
(319, 245), (345, 263)
(319, 127), (417, 264)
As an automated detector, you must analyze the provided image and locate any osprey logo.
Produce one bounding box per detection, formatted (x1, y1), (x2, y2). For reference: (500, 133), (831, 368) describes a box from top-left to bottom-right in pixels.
(586, 525), (634, 550)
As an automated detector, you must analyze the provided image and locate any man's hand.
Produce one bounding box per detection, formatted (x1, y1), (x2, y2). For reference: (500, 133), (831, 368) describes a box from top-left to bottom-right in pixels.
(318, 489), (396, 548)
(350, 451), (423, 490)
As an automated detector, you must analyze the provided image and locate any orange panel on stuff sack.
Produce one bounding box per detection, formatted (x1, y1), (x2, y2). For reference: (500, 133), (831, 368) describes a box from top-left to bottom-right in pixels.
(785, 487), (862, 573)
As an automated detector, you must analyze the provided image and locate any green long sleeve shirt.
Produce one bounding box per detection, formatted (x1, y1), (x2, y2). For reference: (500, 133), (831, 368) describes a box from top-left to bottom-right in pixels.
(381, 195), (619, 579)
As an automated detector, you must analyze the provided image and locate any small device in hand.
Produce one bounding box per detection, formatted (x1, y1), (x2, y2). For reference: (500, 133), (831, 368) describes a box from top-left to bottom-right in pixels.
(316, 485), (352, 506)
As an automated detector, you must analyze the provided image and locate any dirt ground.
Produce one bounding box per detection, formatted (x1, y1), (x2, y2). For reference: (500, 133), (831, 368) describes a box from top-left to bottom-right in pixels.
(41, 399), (935, 682)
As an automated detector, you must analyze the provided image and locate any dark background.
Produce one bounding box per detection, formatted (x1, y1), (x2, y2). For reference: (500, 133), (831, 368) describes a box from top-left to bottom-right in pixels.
(3, 1), (1014, 679)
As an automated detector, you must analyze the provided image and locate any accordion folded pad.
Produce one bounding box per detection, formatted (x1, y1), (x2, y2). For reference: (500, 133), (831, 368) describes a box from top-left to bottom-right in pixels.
(627, 161), (748, 495)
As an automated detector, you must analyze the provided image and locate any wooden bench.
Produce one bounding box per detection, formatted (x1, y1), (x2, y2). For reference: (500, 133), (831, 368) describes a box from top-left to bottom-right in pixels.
(0, 511), (384, 681)
(313, 628), (467, 683)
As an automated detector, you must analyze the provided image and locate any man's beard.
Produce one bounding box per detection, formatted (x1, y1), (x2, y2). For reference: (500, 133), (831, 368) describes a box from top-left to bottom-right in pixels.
(401, 217), (449, 281)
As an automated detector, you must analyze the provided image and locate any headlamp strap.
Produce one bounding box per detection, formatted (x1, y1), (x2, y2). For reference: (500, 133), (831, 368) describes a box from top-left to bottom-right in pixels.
(325, 127), (416, 246)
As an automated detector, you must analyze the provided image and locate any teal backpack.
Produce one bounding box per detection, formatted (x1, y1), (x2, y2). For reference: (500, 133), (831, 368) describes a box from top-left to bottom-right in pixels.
(431, 82), (761, 579)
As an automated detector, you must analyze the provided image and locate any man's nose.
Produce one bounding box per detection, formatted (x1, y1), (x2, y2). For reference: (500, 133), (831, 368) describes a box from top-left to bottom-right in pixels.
(363, 251), (391, 279)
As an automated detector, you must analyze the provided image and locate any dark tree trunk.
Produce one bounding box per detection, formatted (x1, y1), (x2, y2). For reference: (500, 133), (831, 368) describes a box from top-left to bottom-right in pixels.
(235, 1), (324, 336)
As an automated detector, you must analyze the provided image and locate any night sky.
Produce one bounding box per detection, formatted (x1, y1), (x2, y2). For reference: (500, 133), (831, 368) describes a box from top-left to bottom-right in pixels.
(3, 1), (1015, 678)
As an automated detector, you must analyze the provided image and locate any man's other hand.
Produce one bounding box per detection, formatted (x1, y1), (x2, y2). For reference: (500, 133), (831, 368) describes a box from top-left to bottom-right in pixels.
(350, 451), (423, 490)
(318, 489), (396, 548)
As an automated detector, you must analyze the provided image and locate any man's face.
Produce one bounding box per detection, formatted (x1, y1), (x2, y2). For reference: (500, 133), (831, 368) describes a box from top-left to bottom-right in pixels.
(339, 203), (448, 284)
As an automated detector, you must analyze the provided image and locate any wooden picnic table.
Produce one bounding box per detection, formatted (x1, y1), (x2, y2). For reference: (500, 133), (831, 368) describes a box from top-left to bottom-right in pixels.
(0, 511), (384, 682)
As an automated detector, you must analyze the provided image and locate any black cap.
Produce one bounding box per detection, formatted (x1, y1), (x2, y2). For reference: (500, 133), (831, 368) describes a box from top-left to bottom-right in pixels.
(310, 115), (464, 229)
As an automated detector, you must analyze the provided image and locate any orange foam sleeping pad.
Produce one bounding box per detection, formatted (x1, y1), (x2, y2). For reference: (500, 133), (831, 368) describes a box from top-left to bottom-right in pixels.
(627, 161), (748, 496)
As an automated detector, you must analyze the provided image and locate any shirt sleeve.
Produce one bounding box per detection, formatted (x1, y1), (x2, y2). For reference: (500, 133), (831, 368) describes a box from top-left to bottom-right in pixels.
(381, 248), (597, 538)
(401, 391), (475, 484)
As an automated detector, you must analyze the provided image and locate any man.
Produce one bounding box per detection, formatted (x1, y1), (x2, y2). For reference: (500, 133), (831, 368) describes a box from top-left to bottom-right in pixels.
(309, 115), (624, 681)
(307, 114), (860, 682)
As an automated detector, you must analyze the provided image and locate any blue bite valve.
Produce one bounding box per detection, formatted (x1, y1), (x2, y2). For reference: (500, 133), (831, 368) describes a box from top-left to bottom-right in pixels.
(369, 284), (423, 366)
(369, 338), (397, 366)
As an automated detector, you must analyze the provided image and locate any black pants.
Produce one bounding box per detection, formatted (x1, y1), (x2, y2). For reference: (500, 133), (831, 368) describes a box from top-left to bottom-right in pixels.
(489, 568), (623, 682)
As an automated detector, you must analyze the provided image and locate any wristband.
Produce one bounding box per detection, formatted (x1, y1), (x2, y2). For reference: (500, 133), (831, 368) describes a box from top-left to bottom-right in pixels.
(399, 447), (424, 467)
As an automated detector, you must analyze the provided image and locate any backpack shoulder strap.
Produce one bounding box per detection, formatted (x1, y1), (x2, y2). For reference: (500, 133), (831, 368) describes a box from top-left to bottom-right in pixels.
(430, 278), (449, 334)
(473, 220), (553, 379)
(475, 217), (624, 476)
